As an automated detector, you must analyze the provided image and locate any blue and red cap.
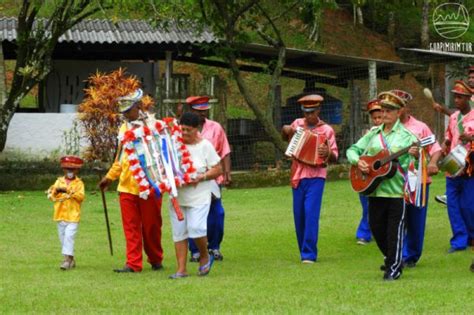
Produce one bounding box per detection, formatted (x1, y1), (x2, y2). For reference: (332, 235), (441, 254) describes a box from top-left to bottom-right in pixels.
(186, 96), (210, 111)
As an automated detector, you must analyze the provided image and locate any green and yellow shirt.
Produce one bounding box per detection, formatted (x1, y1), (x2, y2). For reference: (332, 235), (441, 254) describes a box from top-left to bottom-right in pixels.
(346, 119), (417, 198)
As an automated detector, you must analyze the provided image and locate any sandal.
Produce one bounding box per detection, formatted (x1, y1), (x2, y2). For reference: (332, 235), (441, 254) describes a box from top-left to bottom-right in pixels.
(198, 255), (215, 276)
(168, 272), (189, 279)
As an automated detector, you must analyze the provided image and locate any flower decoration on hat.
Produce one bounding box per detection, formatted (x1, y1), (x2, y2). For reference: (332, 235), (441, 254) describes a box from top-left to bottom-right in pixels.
(297, 94), (324, 112)
(60, 155), (84, 169)
(186, 96), (211, 111)
(390, 89), (413, 104)
(450, 80), (472, 96)
(378, 91), (406, 109)
(367, 99), (382, 113)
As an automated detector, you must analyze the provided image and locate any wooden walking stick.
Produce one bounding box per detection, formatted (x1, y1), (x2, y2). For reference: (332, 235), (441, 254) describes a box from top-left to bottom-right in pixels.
(94, 167), (114, 256)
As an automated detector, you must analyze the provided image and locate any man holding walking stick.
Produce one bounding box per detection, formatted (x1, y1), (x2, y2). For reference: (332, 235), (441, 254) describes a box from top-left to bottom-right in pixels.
(99, 89), (164, 273)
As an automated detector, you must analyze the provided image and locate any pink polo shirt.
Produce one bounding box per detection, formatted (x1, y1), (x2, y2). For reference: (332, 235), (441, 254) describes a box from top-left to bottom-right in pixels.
(445, 109), (474, 151)
(403, 115), (442, 183)
(200, 118), (231, 184)
(289, 118), (338, 188)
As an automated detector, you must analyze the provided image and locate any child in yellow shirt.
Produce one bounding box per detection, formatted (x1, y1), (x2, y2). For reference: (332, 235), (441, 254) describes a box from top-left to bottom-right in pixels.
(47, 155), (85, 270)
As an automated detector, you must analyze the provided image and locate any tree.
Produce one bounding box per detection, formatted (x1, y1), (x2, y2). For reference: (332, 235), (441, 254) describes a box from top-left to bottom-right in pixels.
(352, 0), (366, 25)
(0, 0), (108, 152)
(420, 0), (430, 48)
(146, 0), (318, 153)
(78, 68), (145, 162)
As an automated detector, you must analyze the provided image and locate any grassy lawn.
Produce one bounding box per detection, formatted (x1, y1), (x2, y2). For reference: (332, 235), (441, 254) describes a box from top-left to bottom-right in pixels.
(0, 175), (472, 313)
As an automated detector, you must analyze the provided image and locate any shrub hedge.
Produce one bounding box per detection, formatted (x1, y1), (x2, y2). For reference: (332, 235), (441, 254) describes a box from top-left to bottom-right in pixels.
(0, 160), (350, 191)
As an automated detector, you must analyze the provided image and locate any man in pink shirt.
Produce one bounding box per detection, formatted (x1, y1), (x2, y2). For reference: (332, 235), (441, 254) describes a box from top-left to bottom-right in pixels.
(432, 66), (474, 206)
(186, 96), (231, 261)
(442, 81), (474, 253)
(282, 94), (338, 263)
(393, 89), (442, 267)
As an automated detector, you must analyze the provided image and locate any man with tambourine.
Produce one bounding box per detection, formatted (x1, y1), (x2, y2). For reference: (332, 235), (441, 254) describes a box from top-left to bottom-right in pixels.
(281, 94), (338, 264)
(440, 80), (474, 254)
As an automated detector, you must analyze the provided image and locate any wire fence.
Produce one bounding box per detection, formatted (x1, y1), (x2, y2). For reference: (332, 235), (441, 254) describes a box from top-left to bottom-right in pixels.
(157, 52), (472, 171)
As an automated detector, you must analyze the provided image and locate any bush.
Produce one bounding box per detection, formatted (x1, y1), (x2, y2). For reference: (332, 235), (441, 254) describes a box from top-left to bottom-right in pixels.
(0, 160), (114, 191)
(0, 158), (350, 191)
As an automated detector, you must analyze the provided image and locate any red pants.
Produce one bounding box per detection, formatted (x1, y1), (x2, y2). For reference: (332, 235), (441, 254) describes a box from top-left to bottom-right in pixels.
(119, 192), (163, 271)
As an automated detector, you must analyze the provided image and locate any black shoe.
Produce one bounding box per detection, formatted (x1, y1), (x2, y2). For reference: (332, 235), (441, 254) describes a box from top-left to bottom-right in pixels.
(114, 266), (135, 273)
(470, 260), (474, 273)
(447, 247), (466, 254)
(383, 274), (401, 281)
(380, 265), (386, 271)
(151, 263), (163, 271)
(403, 261), (417, 268)
(209, 249), (224, 261)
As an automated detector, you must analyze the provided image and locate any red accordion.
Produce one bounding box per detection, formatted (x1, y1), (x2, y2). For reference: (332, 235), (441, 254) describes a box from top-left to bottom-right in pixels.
(285, 127), (328, 166)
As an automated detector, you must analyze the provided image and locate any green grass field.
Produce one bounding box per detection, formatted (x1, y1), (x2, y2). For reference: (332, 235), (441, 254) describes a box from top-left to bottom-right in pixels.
(1, 175), (472, 313)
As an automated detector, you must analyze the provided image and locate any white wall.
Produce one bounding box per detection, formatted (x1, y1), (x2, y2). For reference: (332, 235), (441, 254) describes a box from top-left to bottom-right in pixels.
(43, 61), (158, 112)
(5, 113), (83, 155)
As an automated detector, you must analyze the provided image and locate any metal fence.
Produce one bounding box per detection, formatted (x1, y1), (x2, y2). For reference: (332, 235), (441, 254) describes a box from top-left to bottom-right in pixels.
(157, 51), (472, 171)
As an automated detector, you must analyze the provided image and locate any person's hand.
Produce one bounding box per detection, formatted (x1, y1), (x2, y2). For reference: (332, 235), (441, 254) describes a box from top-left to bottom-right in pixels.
(224, 172), (232, 186)
(56, 187), (67, 193)
(432, 102), (444, 113)
(459, 133), (473, 143)
(282, 125), (295, 141)
(318, 143), (329, 159)
(99, 177), (112, 192)
(358, 159), (370, 174)
(408, 146), (419, 159)
(187, 174), (205, 187)
(427, 162), (439, 176)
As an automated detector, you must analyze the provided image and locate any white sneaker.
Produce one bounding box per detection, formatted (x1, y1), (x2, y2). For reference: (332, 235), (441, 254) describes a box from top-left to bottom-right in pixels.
(357, 238), (369, 245)
(60, 260), (71, 270)
(435, 195), (447, 206)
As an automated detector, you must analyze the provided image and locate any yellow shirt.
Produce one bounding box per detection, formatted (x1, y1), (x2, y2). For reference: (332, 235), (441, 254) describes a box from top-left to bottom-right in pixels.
(47, 177), (85, 222)
(105, 122), (139, 195)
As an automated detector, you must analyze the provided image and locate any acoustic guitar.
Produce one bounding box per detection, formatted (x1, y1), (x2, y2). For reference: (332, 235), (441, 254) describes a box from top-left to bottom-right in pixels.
(350, 135), (435, 195)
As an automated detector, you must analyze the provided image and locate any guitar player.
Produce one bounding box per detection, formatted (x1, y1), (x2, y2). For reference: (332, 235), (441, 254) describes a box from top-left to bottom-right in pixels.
(346, 91), (418, 281)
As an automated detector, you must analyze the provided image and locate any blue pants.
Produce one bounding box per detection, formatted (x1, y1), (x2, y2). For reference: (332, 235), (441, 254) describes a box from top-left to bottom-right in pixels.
(402, 184), (430, 263)
(292, 178), (325, 262)
(446, 176), (474, 249)
(189, 197), (225, 254)
(356, 194), (371, 241)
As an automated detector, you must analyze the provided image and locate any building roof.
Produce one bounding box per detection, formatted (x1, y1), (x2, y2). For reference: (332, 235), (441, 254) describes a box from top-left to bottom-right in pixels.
(0, 17), (422, 87)
(0, 17), (217, 45)
(399, 48), (474, 63)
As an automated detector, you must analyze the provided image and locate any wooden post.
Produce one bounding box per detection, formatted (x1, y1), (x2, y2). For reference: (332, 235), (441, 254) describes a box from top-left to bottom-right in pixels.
(164, 51), (173, 116)
(349, 80), (355, 145)
(273, 84), (282, 162)
(368, 61), (377, 100)
(153, 62), (161, 114)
